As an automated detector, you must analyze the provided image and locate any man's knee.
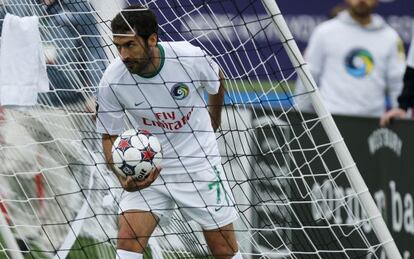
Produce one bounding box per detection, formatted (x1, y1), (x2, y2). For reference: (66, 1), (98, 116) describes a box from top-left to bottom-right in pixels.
(117, 211), (158, 253)
(204, 223), (238, 259)
(117, 220), (150, 253)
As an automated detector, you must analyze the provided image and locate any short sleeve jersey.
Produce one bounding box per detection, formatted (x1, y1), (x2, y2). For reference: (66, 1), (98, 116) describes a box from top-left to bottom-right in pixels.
(96, 41), (221, 174)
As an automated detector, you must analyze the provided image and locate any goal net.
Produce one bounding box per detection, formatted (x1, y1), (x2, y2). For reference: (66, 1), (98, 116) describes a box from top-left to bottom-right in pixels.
(0, 0), (400, 258)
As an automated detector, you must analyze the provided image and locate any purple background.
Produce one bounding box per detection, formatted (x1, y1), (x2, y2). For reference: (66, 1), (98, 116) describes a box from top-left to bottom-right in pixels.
(277, 0), (414, 50)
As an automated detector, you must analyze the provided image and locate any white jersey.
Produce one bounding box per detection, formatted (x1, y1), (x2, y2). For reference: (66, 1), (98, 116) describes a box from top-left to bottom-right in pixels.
(96, 41), (221, 174)
(295, 11), (405, 117)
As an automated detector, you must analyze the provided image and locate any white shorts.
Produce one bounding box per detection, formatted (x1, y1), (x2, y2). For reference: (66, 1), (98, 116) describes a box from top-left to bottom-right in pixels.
(118, 165), (238, 230)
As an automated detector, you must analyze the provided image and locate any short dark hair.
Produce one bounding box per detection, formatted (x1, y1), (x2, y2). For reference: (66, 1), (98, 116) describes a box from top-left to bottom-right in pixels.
(111, 4), (158, 42)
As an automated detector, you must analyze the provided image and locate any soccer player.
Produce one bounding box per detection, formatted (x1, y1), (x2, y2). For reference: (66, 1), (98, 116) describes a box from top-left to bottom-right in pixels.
(380, 36), (414, 126)
(96, 5), (241, 259)
(295, 0), (405, 117)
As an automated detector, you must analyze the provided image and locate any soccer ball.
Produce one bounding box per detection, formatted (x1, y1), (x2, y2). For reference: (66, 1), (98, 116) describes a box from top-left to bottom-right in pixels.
(112, 129), (162, 180)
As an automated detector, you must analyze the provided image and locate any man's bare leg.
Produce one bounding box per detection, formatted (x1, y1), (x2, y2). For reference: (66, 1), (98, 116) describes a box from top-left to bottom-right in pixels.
(203, 223), (239, 259)
(117, 210), (158, 255)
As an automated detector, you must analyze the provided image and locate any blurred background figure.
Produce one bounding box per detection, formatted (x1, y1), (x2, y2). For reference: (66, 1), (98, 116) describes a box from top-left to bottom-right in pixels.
(0, 1), (125, 254)
(380, 36), (414, 126)
(294, 0), (405, 117)
(0, 0), (109, 111)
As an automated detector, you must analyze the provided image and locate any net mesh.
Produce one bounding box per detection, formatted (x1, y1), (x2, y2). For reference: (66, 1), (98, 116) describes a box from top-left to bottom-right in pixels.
(0, 0), (392, 258)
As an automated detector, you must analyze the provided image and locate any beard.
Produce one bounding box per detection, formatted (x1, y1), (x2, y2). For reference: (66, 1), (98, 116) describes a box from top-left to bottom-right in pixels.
(349, 2), (375, 19)
(124, 47), (152, 75)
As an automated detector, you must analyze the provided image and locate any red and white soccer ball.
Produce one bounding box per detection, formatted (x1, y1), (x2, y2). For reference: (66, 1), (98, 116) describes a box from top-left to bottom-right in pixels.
(112, 129), (162, 180)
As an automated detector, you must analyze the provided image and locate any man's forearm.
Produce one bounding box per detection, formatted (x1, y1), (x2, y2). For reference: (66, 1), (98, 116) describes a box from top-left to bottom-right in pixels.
(208, 84), (225, 131)
(102, 134), (121, 175)
(208, 71), (225, 132)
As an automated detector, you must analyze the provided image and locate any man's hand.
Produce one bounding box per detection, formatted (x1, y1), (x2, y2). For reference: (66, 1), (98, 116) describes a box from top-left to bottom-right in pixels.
(118, 166), (161, 192)
(102, 134), (161, 192)
(380, 108), (407, 127)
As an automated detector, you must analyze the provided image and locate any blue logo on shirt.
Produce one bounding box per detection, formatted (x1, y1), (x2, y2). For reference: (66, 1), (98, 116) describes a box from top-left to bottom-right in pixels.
(170, 83), (189, 100)
(345, 48), (374, 78)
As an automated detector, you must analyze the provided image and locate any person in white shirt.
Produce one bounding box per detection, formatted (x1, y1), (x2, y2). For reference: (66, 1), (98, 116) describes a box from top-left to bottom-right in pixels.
(96, 5), (241, 259)
(295, 0), (405, 117)
(380, 36), (414, 126)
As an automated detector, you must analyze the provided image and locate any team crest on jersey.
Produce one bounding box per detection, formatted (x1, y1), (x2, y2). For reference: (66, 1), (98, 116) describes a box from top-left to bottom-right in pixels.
(345, 48), (374, 78)
(170, 83), (189, 100)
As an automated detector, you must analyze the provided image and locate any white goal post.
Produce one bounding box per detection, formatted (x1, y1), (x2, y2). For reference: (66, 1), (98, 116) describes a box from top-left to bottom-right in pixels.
(0, 0), (401, 258)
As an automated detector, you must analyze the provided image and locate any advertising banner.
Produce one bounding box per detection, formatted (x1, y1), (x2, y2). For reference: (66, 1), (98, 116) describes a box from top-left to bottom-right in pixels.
(336, 115), (414, 258)
(277, 0), (414, 49)
(252, 111), (414, 258)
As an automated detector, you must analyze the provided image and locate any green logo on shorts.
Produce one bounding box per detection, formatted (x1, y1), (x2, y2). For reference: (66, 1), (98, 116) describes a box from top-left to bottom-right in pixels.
(208, 166), (230, 211)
